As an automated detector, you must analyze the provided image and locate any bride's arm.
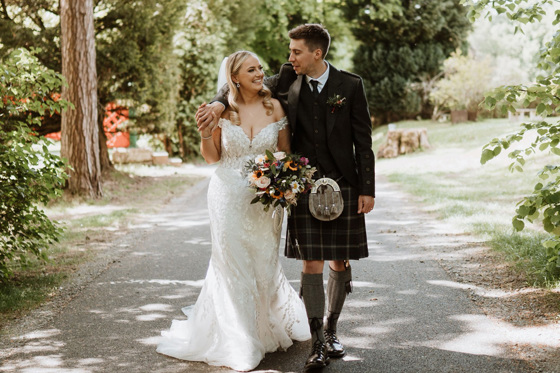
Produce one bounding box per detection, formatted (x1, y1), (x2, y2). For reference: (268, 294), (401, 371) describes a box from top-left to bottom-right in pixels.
(277, 125), (291, 154)
(200, 112), (221, 164)
(273, 100), (291, 153)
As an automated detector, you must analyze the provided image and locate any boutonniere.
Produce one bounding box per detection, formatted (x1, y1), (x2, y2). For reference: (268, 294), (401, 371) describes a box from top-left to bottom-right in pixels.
(326, 94), (346, 113)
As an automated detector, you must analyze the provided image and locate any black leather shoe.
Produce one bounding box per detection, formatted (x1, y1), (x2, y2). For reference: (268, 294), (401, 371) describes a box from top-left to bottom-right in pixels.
(324, 329), (346, 358)
(304, 340), (330, 371)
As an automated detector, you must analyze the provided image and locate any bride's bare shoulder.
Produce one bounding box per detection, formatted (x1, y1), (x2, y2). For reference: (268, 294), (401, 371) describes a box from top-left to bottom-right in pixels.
(270, 98), (285, 121)
(221, 108), (233, 120)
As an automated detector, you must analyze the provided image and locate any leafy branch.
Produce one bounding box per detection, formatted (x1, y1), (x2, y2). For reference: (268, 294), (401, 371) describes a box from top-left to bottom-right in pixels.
(0, 48), (70, 280)
(465, 0), (560, 277)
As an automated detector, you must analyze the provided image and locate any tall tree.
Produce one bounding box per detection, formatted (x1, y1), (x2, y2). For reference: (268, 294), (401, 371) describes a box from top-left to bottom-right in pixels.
(0, 0), (60, 71)
(95, 0), (185, 139)
(341, 1), (471, 124)
(0, 0), (185, 163)
(60, 0), (102, 197)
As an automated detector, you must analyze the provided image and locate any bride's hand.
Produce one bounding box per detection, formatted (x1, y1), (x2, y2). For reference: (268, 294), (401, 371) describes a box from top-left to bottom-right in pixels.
(197, 102), (224, 134)
(199, 110), (219, 138)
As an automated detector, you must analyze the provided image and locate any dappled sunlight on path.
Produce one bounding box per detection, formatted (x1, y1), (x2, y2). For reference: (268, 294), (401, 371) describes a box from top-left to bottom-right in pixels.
(0, 170), (555, 372)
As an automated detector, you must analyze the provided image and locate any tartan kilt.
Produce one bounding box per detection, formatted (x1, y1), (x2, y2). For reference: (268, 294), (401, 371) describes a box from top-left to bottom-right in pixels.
(285, 178), (369, 261)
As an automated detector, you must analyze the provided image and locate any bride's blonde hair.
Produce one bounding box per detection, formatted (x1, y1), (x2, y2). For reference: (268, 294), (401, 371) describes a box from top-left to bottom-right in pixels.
(226, 51), (273, 126)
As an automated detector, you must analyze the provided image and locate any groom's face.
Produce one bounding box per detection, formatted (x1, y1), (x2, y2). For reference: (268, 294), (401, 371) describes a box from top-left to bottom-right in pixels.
(289, 39), (319, 76)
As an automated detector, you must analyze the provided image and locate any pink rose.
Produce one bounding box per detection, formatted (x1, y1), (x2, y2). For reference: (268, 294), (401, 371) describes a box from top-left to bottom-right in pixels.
(284, 190), (297, 204)
(255, 176), (271, 189)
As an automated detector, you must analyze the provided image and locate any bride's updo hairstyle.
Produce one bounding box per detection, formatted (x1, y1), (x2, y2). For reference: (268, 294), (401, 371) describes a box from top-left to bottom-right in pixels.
(226, 51), (273, 126)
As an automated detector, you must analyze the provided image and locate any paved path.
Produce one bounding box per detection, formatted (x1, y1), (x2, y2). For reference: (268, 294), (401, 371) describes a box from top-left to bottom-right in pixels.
(0, 173), (534, 372)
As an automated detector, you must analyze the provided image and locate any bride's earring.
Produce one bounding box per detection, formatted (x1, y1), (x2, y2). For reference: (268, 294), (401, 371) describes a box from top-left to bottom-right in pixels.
(236, 83), (240, 88)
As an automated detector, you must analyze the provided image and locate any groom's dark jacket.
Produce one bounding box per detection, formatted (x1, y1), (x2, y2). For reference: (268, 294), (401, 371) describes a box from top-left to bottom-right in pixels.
(213, 62), (375, 197)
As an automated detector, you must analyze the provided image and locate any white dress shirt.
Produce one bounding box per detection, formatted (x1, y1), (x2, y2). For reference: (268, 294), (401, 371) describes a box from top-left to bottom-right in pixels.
(306, 62), (330, 94)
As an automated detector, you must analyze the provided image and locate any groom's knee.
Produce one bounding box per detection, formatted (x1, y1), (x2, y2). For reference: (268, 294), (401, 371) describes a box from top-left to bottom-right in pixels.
(328, 260), (346, 272)
(303, 260), (324, 274)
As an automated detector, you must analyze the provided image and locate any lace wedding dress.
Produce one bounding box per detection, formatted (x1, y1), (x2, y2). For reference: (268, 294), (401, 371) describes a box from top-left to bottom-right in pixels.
(157, 117), (310, 371)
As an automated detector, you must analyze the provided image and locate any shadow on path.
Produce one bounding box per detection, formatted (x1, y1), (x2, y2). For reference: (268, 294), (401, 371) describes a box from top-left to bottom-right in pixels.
(0, 174), (549, 372)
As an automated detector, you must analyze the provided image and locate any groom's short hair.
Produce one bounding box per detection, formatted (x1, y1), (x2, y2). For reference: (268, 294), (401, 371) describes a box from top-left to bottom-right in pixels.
(288, 24), (330, 59)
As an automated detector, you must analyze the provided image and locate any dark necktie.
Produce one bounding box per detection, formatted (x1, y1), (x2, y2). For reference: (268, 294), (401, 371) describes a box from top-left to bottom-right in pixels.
(310, 80), (319, 98)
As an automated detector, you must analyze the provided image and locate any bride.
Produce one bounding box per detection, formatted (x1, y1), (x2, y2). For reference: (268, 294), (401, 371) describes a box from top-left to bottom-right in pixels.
(156, 50), (311, 371)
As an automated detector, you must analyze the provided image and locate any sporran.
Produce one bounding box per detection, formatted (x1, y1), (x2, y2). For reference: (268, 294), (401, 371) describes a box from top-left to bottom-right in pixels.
(309, 177), (344, 221)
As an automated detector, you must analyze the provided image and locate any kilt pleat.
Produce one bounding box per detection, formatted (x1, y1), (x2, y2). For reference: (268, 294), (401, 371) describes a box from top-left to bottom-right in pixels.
(285, 178), (369, 261)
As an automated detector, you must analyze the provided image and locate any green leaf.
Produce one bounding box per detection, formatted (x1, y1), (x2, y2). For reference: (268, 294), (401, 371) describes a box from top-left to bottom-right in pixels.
(542, 239), (558, 249)
(536, 103), (547, 115)
(544, 218), (555, 233)
(265, 149), (274, 161)
(512, 218), (525, 231)
(550, 48), (560, 58)
(480, 149), (495, 164)
(517, 205), (530, 217)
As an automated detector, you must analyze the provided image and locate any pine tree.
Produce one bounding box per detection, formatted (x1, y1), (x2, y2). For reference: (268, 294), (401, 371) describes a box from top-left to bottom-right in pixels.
(341, 1), (471, 124)
(60, 0), (102, 197)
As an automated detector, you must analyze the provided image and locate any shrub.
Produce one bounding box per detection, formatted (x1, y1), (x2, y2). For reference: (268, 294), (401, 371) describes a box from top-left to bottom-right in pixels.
(0, 48), (70, 279)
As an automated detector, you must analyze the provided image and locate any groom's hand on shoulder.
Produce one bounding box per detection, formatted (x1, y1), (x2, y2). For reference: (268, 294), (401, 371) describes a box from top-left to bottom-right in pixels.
(196, 102), (225, 131)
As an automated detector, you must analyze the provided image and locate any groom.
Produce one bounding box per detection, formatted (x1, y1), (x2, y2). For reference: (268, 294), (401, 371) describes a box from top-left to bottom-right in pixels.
(198, 24), (375, 371)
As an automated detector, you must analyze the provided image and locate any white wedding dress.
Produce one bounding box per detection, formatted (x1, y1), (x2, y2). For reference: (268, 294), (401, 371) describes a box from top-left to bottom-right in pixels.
(157, 117), (311, 371)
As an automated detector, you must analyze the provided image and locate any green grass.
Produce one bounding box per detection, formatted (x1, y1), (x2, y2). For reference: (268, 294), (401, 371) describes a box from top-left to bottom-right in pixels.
(375, 118), (560, 287)
(0, 166), (203, 328)
(0, 272), (66, 314)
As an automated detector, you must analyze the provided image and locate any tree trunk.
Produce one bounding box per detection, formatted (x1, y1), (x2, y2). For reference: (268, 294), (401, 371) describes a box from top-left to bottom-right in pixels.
(451, 110), (468, 124)
(377, 128), (431, 159)
(60, 0), (102, 197)
(98, 102), (113, 173)
(177, 120), (185, 159)
(162, 135), (173, 155)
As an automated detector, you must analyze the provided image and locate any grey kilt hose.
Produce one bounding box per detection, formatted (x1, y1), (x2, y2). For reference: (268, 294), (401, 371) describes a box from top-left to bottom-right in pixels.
(285, 178), (369, 261)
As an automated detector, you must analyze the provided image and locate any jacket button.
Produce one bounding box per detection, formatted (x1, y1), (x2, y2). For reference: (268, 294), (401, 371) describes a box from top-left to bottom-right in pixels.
(366, 167), (371, 172)
(366, 180), (371, 184)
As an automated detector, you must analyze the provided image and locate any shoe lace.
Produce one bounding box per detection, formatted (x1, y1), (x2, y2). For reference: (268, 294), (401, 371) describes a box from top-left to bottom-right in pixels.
(311, 340), (325, 355)
(324, 329), (340, 344)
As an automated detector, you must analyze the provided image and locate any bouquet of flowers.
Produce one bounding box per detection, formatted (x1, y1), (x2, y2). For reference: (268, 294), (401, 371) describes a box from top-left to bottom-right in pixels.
(245, 150), (316, 214)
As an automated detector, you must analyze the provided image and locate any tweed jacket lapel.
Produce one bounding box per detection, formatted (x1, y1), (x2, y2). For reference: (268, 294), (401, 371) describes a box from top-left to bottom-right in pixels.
(288, 74), (303, 133)
(287, 63), (344, 136)
(325, 64), (344, 137)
